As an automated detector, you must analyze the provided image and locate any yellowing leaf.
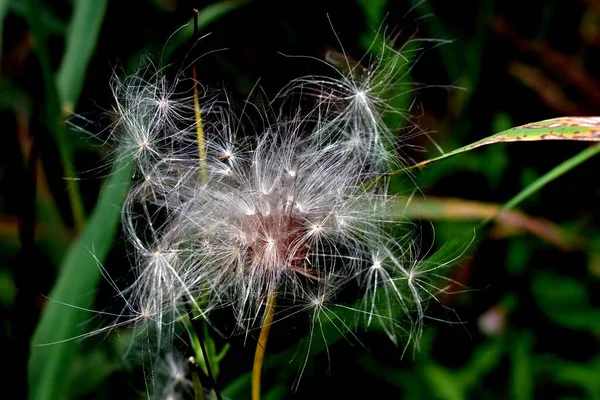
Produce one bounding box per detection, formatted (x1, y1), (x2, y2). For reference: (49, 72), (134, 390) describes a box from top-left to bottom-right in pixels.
(412, 117), (600, 169)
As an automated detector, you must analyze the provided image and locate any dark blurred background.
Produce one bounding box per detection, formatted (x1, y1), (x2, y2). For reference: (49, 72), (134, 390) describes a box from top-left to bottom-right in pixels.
(2, 0), (600, 399)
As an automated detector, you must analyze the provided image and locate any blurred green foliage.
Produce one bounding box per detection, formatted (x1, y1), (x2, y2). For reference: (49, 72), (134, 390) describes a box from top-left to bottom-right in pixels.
(1, 0), (600, 399)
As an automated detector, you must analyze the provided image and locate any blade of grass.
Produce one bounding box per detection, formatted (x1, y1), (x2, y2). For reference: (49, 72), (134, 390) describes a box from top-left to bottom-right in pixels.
(408, 116), (600, 170)
(28, 159), (133, 400)
(15, 106), (74, 264)
(423, 363), (465, 400)
(23, 0), (86, 230)
(487, 143), (600, 222)
(356, 0), (388, 31)
(195, 0), (249, 27)
(458, 338), (505, 390)
(56, 0), (108, 115)
(532, 270), (600, 331)
(510, 332), (534, 400)
(552, 357), (600, 399)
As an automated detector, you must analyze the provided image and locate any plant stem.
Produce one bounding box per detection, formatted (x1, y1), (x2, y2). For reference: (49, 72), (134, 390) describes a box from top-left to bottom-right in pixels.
(184, 304), (225, 400)
(197, 323), (222, 400)
(483, 142), (600, 225)
(191, 366), (206, 400)
(192, 9), (208, 185)
(24, 0), (86, 231)
(192, 64), (208, 185)
(252, 291), (277, 400)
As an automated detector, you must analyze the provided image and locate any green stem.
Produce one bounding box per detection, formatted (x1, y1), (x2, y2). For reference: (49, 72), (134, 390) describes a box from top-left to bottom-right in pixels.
(192, 9), (208, 185)
(191, 364), (206, 400)
(192, 64), (208, 185)
(24, 0), (86, 230)
(483, 143), (600, 225)
(183, 307), (223, 400)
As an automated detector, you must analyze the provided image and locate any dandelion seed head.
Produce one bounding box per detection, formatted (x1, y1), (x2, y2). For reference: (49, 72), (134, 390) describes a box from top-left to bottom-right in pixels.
(89, 30), (460, 363)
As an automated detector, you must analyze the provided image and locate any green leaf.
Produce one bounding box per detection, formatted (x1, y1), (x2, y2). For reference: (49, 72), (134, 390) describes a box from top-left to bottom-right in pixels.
(538, 355), (600, 400)
(458, 338), (504, 389)
(28, 159), (133, 400)
(553, 358), (600, 400)
(222, 372), (251, 398)
(56, 0), (108, 113)
(510, 332), (534, 400)
(9, 1), (66, 35)
(423, 363), (465, 400)
(23, 0), (86, 229)
(411, 117), (600, 169)
(196, 0), (249, 27)
(506, 240), (533, 275)
(532, 271), (600, 331)
(356, 0), (388, 29)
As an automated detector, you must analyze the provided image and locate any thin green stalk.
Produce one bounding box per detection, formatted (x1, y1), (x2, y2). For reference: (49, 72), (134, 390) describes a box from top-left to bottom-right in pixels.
(483, 143), (600, 225)
(183, 314), (207, 400)
(191, 361), (206, 400)
(23, 0), (86, 230)
(183, 313), (203, 366)
(197, 323), (222, 400)
(184, 306), (223, 400)
(192, 64), (208, 185)
(193, 9), (208, 185)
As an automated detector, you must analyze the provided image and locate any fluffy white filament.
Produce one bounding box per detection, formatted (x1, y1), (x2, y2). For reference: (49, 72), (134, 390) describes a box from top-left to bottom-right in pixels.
(105, 43), (448, 354)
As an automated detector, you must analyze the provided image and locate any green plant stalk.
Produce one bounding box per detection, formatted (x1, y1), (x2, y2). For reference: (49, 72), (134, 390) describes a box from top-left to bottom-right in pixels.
(56, 0), (108, 113)
(184, 306), (224, 400)
(485, 143), (600, 224)
(23, 0), (86, 230)
(192, 368), (205, 400)
(183, 313), (205, 375)
(193, 63), (208, 185)
(192, 9), (208, 185)
(183, 319), (206, 400)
